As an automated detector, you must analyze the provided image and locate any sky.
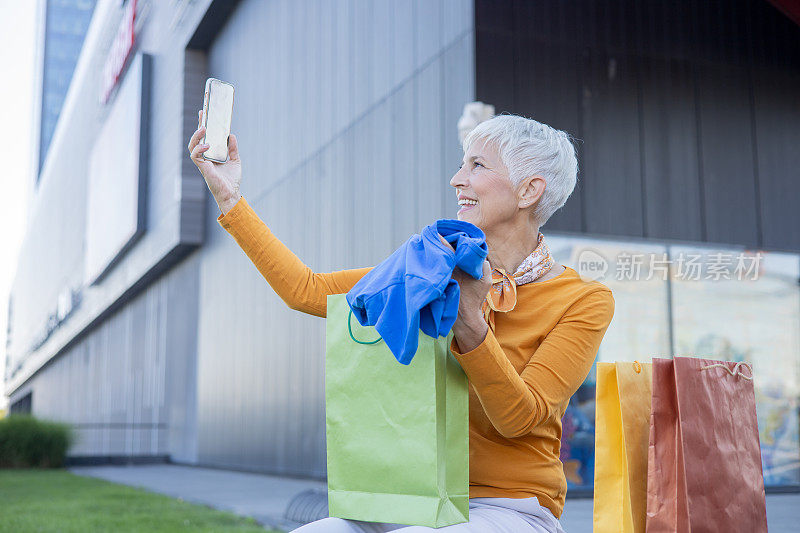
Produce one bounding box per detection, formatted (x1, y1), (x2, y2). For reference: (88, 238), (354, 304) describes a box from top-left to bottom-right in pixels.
(0, 0), (38, 410)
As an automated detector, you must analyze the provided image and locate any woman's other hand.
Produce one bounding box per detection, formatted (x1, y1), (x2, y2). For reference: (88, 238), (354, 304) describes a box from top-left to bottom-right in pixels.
(187, 109), (242, 215)
(439, 235), (491, 352)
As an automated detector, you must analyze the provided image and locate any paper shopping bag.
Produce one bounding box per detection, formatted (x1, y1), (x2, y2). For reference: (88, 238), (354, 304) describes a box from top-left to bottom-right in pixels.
(324, 294), (469, 528)
(646, 356), (767, 532)
(593, 361), (652, 533)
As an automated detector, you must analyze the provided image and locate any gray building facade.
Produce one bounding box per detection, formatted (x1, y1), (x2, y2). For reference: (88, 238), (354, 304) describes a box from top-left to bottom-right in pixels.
(5, 0), (800, 490)
(6, 0), (475, 474)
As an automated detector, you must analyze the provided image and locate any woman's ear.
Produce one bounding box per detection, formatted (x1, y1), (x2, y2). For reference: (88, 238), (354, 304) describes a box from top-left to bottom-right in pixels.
(518, 175), (545, 209)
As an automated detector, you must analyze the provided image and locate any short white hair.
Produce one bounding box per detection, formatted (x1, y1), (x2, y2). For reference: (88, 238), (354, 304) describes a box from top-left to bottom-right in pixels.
(462, 114), (579, 226)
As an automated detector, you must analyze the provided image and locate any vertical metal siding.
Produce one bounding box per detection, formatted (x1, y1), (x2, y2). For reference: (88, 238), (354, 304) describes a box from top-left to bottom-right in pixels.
(639, 56), (703, 241)
(476, 0), (800, 252)
(581, 51), (644, 237)
(195, 0), (474, 476)
(695, 62), (760, 247)
(753, 67), (800, 250)
(9, 254), (199, 458)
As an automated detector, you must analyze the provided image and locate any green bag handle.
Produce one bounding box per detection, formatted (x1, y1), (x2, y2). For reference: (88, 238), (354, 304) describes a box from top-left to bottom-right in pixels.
(347, 309), (383, 345)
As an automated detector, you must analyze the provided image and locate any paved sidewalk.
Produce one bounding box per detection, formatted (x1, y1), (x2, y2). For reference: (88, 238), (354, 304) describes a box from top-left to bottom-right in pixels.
(70, 464), (326, 531)
(70, 464), (799, 532)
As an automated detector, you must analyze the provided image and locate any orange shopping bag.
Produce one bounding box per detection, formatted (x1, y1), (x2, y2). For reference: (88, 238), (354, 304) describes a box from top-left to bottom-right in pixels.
(593, 361), (652, 533)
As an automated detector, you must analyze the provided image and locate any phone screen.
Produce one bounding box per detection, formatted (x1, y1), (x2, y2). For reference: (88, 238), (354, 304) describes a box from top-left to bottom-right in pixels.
(202, 79), (234, 162)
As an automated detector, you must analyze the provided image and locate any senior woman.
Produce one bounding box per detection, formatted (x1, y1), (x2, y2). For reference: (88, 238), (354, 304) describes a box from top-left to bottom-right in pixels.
(188, 112), (614, 533)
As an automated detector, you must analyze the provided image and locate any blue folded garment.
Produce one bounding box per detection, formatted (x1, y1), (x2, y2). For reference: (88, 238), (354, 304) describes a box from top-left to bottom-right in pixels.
(346, 219), (488, 364)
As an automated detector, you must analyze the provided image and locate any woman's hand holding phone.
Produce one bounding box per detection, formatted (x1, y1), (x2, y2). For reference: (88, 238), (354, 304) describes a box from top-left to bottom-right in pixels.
(188, 109), (242, 215)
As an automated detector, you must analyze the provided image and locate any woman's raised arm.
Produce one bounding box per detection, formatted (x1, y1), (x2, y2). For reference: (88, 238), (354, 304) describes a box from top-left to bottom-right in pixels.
(188, 109), (370, 316)
(216, 197), (371, 317)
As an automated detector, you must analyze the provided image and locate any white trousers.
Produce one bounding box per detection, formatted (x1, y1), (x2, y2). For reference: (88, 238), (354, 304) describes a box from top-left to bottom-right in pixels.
(289, 497), (567, 533)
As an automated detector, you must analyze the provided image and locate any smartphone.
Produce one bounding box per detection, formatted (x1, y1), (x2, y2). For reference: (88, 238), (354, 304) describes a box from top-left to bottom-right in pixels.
(201, 78), (235, 163)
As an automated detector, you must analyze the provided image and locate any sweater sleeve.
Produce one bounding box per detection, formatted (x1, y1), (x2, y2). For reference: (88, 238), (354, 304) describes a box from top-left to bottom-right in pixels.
(216, 195), (372, 317)
(450, 288), (615, 438)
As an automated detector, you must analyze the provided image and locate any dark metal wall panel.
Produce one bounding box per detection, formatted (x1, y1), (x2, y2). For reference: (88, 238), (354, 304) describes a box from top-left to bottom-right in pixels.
(196, 0), (475, 477)
(695, 62), (760, 247)
(474, 0), (514, 114)
(514, 38), (583, 232)
(475, 29), (514, 113)
(580, 52), (644, 237)
(752, 67), (800, 252)
(639, 57), (703, 241)
(475, 0), (800, 251)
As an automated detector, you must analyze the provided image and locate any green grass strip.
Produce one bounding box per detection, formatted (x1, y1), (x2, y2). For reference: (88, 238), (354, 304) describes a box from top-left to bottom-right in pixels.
(0, 468), (281, 532)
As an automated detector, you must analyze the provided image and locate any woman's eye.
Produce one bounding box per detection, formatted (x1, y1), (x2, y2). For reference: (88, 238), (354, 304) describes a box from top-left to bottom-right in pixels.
(474, 161), (484, 168)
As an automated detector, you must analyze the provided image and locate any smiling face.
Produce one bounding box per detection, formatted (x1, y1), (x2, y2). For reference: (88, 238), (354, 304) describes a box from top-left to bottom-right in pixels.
(450, 139), (522, 233)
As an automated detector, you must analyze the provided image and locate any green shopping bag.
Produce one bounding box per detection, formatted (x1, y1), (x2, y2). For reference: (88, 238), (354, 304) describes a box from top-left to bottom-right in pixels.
(325, 294), (469, 528)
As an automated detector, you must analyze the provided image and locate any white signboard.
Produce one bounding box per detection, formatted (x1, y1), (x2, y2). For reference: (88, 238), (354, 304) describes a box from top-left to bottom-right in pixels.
(85, 53), (149, 285)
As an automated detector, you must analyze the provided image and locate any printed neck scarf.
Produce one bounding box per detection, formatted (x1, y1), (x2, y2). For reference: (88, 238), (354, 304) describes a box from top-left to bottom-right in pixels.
(481, 232), (555, 330)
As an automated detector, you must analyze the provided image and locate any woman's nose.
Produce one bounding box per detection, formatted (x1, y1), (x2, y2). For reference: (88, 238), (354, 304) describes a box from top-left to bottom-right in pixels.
(450, 168), (467, 189)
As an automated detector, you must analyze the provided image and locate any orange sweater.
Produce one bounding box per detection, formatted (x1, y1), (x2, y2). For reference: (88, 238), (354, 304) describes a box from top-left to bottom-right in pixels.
(217, 195), (615, 519)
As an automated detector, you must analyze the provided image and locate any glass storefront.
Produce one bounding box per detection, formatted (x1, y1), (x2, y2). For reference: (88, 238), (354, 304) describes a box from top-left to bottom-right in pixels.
(548, 234), (800, 490)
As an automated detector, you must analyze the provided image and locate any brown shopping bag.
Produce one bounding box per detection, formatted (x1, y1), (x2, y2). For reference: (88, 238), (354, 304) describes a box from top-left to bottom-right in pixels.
(593, 361), (652, 533)
(646, 356), (768, 532)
